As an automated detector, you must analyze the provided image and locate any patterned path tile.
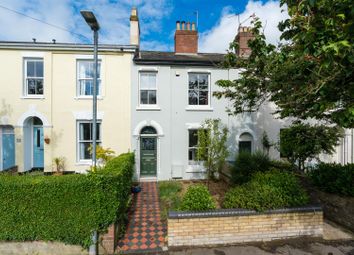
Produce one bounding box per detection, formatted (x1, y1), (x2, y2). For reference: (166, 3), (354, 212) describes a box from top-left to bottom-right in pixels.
(117, 182), (167, 254)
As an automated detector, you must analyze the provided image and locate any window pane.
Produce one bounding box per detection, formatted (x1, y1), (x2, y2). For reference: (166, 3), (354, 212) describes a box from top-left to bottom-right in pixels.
(140, 90), (148, 104)
(35, 61), (43, 77)
(188, 148), (197, 161)
(27, 79), (36, 94)
(140, 73), (156, 89)
(80, 123), (91, 140)
(239, 141), (252, 153)
(199, 91), (209, 105)
(198, 74), (208, 88)
(96, 123), (101, 140)
(148, 90), (157, 104)
(188, 74), (198, 90)
(80, 142), (91, 160)
(189, 130), (198, 147)
(188, 90), (198, 105)
(27, 61), (35, 77)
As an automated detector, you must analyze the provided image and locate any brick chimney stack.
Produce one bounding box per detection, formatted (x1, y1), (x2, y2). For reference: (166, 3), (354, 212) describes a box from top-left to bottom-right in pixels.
(174, 20), (198, 54)
(235, 26), (254, 58)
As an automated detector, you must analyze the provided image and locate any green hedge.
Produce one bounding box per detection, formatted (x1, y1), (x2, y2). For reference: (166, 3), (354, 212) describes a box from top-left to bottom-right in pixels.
(0, 152), (134, 248)
(231, 151), (271, 184)
(308, 163), (354, 197)
(224, 170), (309, 211)
(179, 184), (216, 211)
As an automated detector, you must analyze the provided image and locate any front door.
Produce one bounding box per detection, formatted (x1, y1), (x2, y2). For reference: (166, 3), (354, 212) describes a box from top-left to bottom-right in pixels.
(140, 136), (157, 177)
(33, 127), (44, 168)
(2, 133), (15, 170)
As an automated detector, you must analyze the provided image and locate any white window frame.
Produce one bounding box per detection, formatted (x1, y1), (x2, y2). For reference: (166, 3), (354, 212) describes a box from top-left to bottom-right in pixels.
(187, 72), (211, 108)
(23, 58), (44, 98)
(188, 129), (202, 165)
(138, 71), (158, 107)
(76, 120), (102, 163)
(76, 59), (102, 98)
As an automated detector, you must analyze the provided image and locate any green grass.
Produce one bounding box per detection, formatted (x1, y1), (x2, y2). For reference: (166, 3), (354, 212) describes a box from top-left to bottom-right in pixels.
(158, 181), (183, 220)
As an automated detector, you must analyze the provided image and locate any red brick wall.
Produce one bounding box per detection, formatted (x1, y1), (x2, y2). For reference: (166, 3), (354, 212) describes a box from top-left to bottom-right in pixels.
(235, 27), (254, 58)
(174, 30), (198, 54)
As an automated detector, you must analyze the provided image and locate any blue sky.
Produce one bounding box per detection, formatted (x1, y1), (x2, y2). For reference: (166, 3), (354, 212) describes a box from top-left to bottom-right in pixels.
(0, 0), (287, 52)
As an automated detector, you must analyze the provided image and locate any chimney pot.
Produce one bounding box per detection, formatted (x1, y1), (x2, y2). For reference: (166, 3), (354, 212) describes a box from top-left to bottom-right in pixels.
(52, 39), (56, 44)
(32, 38), (36, 43)
(186, 21), (190, 31)
(191, 22), (196, 31)
(181, 21), (185, 30)
(176, 21), (180, 30)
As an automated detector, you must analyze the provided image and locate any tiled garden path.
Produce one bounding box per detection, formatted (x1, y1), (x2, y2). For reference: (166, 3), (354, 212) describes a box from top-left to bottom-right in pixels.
(117, 182), (167, 254)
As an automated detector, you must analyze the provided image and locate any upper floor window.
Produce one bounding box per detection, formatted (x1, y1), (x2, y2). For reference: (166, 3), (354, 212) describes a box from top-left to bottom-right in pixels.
(24, 58), (43, 96)
(188, 73), (210, 106)
(77, 60), (101, 97)
(139, 72), (157, 105)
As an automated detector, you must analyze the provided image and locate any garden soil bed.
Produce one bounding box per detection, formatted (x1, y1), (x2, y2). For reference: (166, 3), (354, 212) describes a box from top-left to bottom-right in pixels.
(179, 179), (230, 208)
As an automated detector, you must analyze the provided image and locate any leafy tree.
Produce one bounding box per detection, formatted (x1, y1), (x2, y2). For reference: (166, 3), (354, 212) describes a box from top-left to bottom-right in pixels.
(279, 123), (342, 171)
(215, 0), (354, 128)
(197, 119), (229, 181)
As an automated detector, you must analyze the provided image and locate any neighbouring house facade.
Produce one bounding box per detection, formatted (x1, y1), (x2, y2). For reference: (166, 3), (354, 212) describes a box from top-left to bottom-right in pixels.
(0, 41), (136, 172)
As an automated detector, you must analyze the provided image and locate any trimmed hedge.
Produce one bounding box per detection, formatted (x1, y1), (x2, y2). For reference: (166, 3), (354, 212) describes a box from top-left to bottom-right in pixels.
(179, 184), (216, 211)
(0, 152), (134, 248)
(309, 163), (354, 197)
(224, 170), (309, 211)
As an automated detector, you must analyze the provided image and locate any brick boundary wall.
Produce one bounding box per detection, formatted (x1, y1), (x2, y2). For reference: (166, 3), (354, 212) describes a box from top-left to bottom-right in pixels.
(168, 206), (323, 247)
(99, 223), (119, 254)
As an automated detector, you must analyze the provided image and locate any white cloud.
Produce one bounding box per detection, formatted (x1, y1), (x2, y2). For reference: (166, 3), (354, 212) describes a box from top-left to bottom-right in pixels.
(199, 1), (288, 53)
(0, 0), (173, 45)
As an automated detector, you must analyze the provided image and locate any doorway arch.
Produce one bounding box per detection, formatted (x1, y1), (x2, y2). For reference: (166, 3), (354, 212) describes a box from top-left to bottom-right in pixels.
(23, 116), (44, 171)
(139, 126), (158, 177)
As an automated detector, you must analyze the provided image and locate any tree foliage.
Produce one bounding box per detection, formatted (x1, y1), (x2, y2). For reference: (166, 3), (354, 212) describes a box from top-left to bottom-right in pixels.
(279, 123), (342, 170)
(215, 0), (354, 128)
(197, 119), (229, 181)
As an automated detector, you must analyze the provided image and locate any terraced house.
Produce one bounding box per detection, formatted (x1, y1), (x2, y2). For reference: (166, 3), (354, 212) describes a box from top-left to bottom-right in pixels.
(0, 8), (352, 176)
(0, 38), (136, 172)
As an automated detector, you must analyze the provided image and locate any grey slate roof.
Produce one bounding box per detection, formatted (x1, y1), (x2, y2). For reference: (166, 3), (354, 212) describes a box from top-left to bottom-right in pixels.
(0, 41), (137, 52)
(134, 51), (225, 66)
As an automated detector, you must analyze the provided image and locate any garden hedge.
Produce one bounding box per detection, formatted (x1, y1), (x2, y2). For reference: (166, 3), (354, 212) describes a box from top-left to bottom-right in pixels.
(0, 152), (134, 248)
(309, 163), (354, 197)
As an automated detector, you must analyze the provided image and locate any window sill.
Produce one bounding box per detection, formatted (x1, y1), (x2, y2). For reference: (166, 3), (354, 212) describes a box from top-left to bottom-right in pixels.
(185, 163), (206, 173)
(75, 161), (92, 166)
(74, 96), (103, 100)
(136, 105), (161, 111)
(20, 96), (45, 99)
(185, 106), (213, 112)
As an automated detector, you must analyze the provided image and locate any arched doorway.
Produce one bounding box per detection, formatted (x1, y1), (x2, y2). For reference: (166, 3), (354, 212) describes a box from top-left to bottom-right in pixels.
(140, 126), (157, 177)
(239, 132), (253, 153)
(23, 116), (44, 170)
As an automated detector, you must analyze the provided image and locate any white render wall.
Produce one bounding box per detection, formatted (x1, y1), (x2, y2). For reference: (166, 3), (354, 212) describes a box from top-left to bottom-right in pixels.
(131, 63), (353, 181)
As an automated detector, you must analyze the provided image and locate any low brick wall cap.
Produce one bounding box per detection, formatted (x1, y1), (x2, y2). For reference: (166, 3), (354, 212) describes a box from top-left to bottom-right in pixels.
(168, 205), (322, 219)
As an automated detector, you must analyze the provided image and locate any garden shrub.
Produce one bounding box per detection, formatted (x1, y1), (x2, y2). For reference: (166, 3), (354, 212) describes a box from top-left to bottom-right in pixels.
(179, 184), (216, 211)
(224, 170), (309, 211)
(308, 163), (354, 197)
(231, 151), (271, 184)
(0, 152), (134, 248)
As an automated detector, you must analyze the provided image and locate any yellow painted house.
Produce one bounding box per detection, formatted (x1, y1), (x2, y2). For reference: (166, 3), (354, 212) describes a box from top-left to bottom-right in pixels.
(0, 42), (136, 172)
